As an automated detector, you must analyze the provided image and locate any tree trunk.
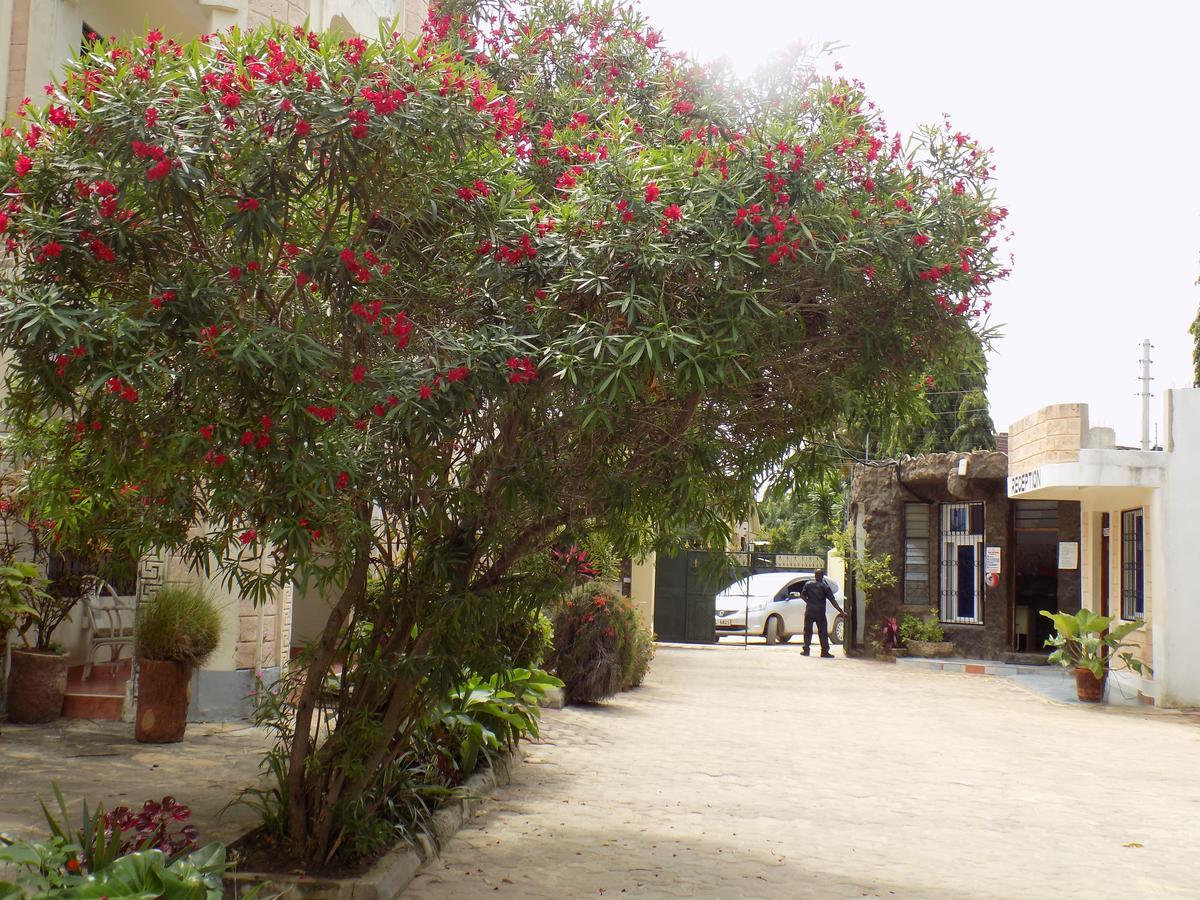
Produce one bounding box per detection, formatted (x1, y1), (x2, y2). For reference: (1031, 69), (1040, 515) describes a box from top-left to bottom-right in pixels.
(285, 517), (372, 862)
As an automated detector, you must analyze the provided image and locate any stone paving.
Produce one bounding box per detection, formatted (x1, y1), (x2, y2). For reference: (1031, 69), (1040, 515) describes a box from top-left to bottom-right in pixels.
(410, 645), (1200, 899)
(0, 719), (271, 845)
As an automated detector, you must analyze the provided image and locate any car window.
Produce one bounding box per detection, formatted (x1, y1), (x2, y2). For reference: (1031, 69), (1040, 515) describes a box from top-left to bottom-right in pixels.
(775, 579), (808, 601)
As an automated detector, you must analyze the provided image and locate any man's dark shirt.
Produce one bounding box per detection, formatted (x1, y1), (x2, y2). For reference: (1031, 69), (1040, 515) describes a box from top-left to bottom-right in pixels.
(799, 578), (834, 612)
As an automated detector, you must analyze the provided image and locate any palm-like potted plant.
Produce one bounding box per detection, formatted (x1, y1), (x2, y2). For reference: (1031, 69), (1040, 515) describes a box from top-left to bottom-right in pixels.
(7, 566), (79, 724)
(135, 586), (222, 742)
(1041, 609), (1150, 703)
(0, 562), (43, 722)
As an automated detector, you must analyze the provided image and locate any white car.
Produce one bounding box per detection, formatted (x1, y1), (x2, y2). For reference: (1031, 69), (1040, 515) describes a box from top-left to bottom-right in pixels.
(713, 571), (846, 646)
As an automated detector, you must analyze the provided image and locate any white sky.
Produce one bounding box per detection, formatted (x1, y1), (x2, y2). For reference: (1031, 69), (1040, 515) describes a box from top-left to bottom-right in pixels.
(636, 0), (1200, 445)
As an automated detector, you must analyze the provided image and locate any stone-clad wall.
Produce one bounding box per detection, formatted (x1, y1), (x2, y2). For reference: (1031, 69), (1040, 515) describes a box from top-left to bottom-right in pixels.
(850, 452), (1014, 659)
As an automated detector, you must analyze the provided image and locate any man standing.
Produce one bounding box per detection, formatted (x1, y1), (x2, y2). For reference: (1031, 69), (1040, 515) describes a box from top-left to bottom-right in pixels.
(800, 568), (844, 658)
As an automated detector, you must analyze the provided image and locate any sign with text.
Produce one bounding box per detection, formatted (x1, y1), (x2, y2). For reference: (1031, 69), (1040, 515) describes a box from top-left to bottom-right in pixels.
(1058, 541), (1079, 570)
(1008, 469), (1043, 496)
(985, 546), (1002, 574)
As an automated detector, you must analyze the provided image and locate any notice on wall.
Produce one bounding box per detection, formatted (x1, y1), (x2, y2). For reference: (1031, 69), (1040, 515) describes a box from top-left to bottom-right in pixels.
(1058, 542), (1079, 570)
(985, 546), (1002, 574)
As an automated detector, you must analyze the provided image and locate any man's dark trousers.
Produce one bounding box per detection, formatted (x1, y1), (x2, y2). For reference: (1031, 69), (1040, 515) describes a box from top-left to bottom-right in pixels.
(804, 609), (830, 655)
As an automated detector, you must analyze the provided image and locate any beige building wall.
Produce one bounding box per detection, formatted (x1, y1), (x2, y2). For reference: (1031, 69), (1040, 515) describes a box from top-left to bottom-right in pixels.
(629, 553), (656, 629)
(1007, 403), (1088, 475)
(1, 0), (428, 118)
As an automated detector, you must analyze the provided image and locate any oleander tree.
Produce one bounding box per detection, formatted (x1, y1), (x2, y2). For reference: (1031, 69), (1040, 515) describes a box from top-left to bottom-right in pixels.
(0, 0), (1008, 864)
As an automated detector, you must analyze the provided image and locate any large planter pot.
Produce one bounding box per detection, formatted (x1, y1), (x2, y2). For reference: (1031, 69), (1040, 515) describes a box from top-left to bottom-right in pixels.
(1074, 667), (1107, 703)
(6, 648), (69, 724)
(906, 640), (955, 658)
(135, 659), (192, 743)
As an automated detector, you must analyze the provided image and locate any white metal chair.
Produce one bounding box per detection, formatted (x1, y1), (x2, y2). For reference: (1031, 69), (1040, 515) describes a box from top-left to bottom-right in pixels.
(79, 575), (137, 680)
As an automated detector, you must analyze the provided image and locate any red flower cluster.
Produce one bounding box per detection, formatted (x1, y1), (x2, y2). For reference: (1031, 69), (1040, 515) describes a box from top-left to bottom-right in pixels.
(131, 141), (165, 161)
(105, 377), (139, 403)
(494, 235), (538, 265)
(506, 356), (539, 384)
(52, 345), (86, 378)
(457, 179), (491, 201)
(306, 405), (337, 423)
(14, 154), (32, 176)
(36, 241), (63, 264)
(148, 289), (176, 309)
(236, 197), (260, 212)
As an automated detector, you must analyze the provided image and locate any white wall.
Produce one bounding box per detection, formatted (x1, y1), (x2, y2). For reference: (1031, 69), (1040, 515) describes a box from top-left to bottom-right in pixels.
(1154, 389), (1200, 707)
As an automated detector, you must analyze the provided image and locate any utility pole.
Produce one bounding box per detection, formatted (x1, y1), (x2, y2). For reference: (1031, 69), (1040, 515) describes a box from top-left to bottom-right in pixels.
(1139, 339), (1153, 451)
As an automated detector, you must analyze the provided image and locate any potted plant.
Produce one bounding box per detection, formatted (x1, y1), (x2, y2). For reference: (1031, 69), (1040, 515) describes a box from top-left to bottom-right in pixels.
(7, 567), (79, 724)
(135, 586), (222, 742)
(1041, 609), (1150, 703)
(0, 562), (42, 722)
(899, 609), (955, 658)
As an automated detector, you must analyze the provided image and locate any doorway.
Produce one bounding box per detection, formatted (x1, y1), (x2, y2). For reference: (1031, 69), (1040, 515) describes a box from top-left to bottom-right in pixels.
(1013, 501), (1060, 652)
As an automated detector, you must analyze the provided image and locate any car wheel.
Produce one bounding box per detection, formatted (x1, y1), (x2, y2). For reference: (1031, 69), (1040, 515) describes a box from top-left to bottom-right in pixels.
(764, 615), (781, 645)
(831, 615), (846, 645)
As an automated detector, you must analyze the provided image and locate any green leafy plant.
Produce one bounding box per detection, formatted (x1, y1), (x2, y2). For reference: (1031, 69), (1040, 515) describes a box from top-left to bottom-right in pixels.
(830, 526), (897, 606)
(898, 609), (945, 644)
(0, 840), (229, 899)
(431, 668), (562, 775)
(0, 561), (44, 635)
(135, 586), (222, 667)
(0, 785), (229, 899)
(1041, 609), (1151, 680)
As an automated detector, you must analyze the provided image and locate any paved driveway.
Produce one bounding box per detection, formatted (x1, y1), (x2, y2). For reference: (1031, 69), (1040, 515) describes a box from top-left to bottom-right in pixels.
(409, 645), (1200, 898)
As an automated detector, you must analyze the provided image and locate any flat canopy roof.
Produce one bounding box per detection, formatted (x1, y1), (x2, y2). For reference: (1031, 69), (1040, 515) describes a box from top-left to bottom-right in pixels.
(1008, 449), (1164, 504)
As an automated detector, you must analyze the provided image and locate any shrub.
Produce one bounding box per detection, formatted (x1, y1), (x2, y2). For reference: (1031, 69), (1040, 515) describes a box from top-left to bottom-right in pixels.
(548, 588), (654, 701)
(135, 586), (221, 667)
(495, 609), (554, 670)
(624, 626), (656, 689)
(898, 610), (945, 644)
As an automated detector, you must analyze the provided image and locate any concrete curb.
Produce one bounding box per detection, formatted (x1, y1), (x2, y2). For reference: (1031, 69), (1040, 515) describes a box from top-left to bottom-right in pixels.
(222, 747), (522, 899)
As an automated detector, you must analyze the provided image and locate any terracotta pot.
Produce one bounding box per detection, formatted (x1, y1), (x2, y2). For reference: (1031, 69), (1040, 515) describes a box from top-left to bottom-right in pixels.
(1074, 666), (1107, 703)
(135, 659), (192, 743)
(7, 648), (68, 724)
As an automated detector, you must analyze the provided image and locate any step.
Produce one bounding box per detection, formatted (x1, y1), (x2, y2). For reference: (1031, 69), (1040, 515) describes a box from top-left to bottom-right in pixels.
(63, 662), (131, 721)
(62, 690), (126, 720)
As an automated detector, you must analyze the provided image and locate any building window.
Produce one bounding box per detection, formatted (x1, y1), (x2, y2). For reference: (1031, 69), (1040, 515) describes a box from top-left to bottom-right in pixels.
(1121, 508), (1145, 619)
(903, 503), (930, 604)
(940, 502), (984, 625)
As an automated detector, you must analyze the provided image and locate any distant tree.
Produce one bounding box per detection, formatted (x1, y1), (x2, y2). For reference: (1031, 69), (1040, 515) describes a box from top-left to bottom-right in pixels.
(951, 387), (996, 452)
(758, 474), (845, 555)
(1191, 304), (1200, 387)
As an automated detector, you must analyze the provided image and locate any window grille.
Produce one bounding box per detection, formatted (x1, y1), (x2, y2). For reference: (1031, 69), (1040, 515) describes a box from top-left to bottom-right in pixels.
(1121, 509), (1145, 619)
(940, 502), (984, 624)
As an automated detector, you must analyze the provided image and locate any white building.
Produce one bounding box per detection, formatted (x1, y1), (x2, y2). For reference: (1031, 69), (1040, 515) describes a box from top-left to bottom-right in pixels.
(1006, 389), (1200, 707)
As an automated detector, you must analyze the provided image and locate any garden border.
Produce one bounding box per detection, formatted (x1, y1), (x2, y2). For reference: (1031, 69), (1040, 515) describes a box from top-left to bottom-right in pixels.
(222, 747), (522, 899)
